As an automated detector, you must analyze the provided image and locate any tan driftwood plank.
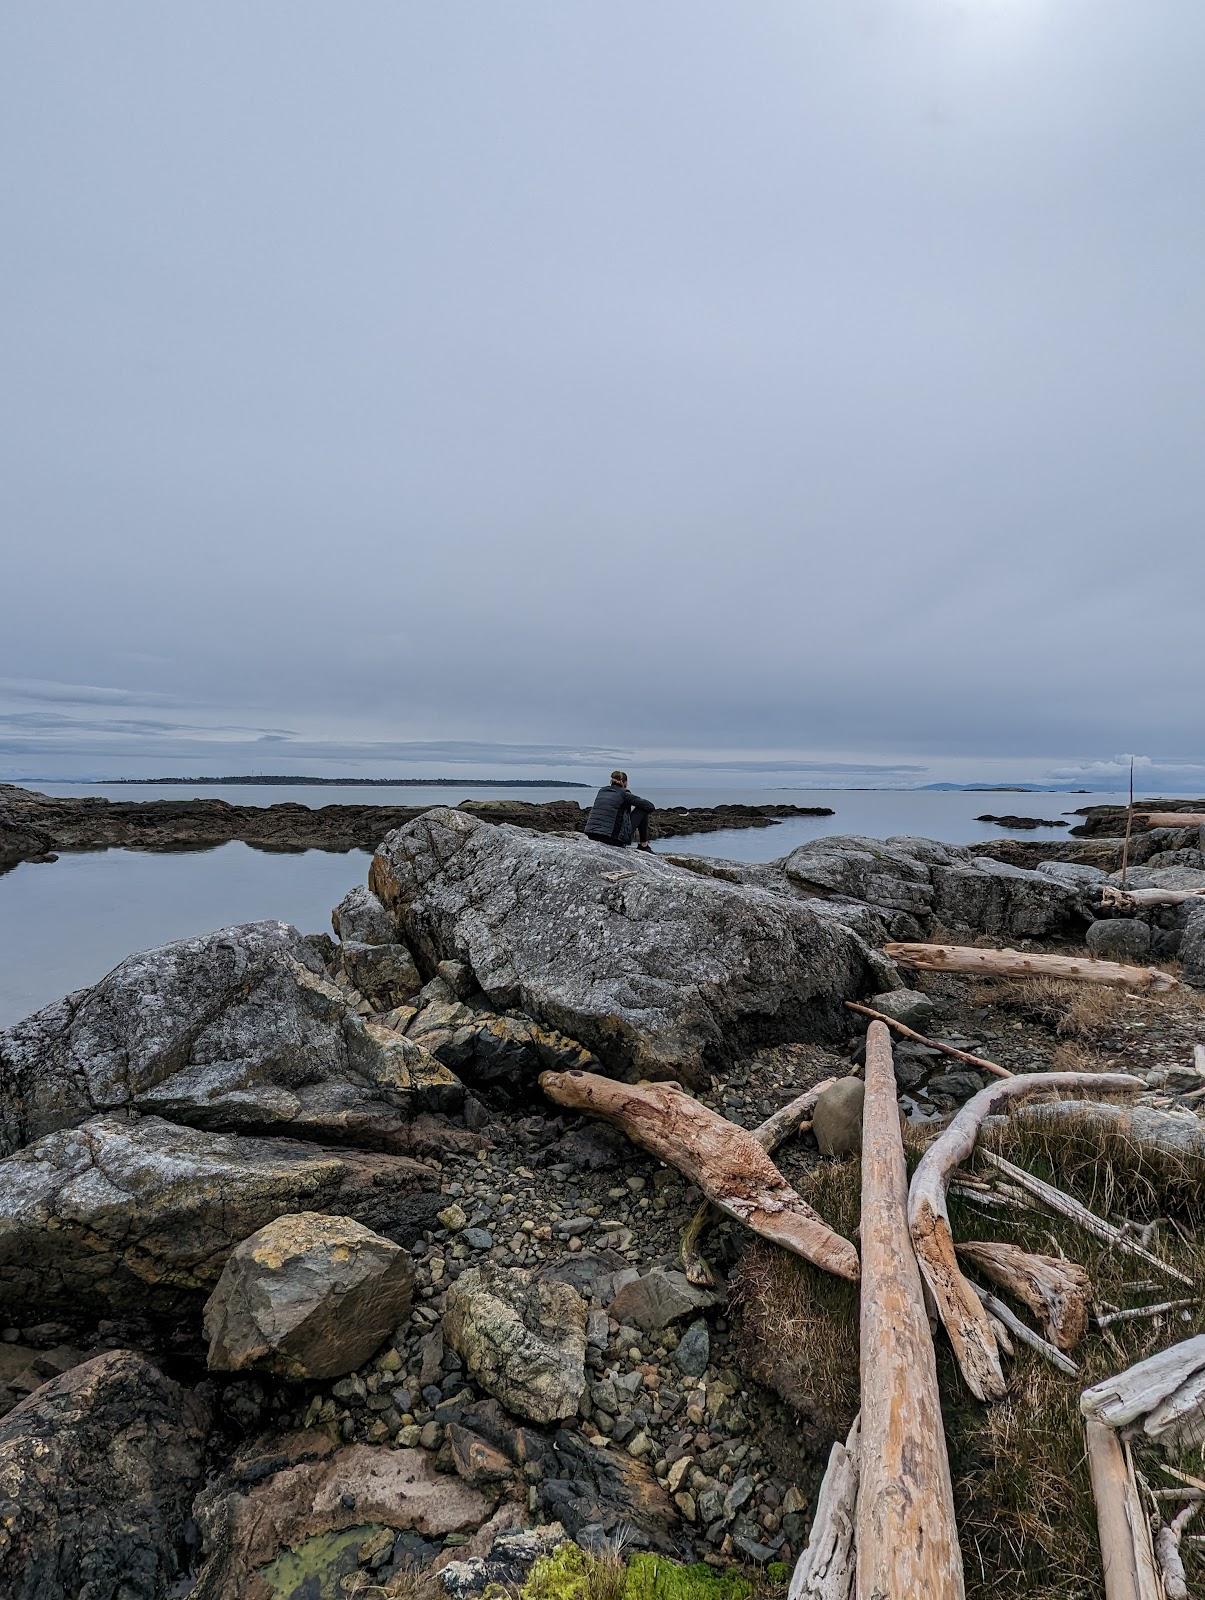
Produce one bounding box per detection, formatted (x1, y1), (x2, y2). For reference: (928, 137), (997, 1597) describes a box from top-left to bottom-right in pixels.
(885, 942), (1178, 992)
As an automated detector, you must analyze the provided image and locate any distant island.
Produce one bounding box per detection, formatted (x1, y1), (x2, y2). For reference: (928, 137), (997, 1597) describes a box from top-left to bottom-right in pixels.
(103, 776), (589, 788)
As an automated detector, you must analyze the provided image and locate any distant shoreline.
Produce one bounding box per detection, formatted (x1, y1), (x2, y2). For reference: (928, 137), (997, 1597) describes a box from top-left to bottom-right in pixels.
(95, 776), (590, 789)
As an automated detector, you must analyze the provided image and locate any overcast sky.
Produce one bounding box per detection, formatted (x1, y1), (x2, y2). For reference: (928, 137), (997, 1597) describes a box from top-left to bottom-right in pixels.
(2, 3), (1202, 791)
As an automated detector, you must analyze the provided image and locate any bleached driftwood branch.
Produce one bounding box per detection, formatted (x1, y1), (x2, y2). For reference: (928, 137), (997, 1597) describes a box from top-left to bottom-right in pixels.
(539, 1069), (860, 1281)
(884, 941), (1178, 992)
(1084, 1418), (1162, 1600)
(907, 1071), (1141, 1400)
(957, 1239), (1090, 1351)
(787, 1415), (859, 1600)
(1081, 1334), (1205, 1448)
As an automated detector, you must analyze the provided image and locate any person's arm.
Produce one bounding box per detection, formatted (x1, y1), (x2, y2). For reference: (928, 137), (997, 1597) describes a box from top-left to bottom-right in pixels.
(626, 790), (655, 813)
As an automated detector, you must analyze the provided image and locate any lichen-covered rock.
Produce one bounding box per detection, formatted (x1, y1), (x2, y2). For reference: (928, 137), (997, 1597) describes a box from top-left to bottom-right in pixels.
(1085, 918), (1152, 962)
(444, 1262), (588, 1423)
(370, 809), (892, 1083)
(863, 987), (935, 1030)
(192, 1430), (497, 1600)
(928, 855), (1082, 940)
(332, 884), (397, 946)
(0, 1349), (210, 1600)
(0, 921), (459, 1155)
(204, 1212), (414, 1379)
(0, 1115), (442, 1319)
(339, 940), (423, 1009)
(1181, 905), (1205, 989)
(608, 1267), (720, 1330)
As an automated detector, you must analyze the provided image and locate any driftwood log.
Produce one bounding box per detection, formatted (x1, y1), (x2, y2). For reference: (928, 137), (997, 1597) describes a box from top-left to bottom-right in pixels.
(995, 1099), (1205, 1167)
(844, 1000), (1012, 1079)
(857, 1021), (965, 1597)
(539, 1070), (860, 1281)
(976, 1149), (1195, 1286)
(1081, 1335), (1205, 1448)
(1084, 1418), (1162, 1600)
(956, 1240), (1091, 1351)
(907, 1071), (1141, 1400)
(1100, 883), (1205, 911)
(787, 1415), (859, 1600)
(679, 1077), (837, 1288)
(884, 941), (1179, 992)
(1139, 812), (1205, 829)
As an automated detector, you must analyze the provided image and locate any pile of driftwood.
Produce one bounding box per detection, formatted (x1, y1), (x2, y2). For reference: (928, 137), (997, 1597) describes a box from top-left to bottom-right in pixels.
(540, 939), (1203, 1599)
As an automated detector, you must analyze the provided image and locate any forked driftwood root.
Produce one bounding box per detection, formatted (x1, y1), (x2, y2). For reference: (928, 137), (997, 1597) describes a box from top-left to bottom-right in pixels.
(857, 1022), (965, 1598)
(884, 941), (1178, 992)
(679, 1077), (837, 1287)
(906, 1071), (1141, 1400)
(539, 1069), (860, 1281)
(956, 1239), (1091, 1351)
(787, 1415), (859, 1600)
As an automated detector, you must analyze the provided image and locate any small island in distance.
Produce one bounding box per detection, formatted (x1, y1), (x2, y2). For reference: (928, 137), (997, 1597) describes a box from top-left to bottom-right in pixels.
(104, 775), (589, 788)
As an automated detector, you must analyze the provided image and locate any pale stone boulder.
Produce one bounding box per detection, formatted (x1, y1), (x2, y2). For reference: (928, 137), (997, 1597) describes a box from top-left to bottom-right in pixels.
(443, 1262), (587, 1423)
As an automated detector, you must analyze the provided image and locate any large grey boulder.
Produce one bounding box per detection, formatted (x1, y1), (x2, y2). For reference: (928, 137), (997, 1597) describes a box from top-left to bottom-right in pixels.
(811, 1078), (865, 1156)
(0, 921), (459, 1155)
(928, 854), (1083, 940)
(1085, 918), (1152, 962)
(370, 809), (893, 1083)
(443, 1262), (588, 1423)
(0, 1349), (211, 1600)
(0, 1115), (442, 1319)
(1181, 905), (1205, 988)
(332, 884), (397, 946)
(203, 1212), (414, 1379)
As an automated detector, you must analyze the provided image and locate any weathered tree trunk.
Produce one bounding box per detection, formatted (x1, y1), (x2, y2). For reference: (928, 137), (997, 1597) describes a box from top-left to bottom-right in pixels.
(907, 1071), (1141, 1400)
(857, 1021), (965, 1599)
(540, 1070), (859, 1281)
(680, 1077), (837, 1287)
(1100, 883), (1205, 910)
(787, 1415), (859, 1600)
(977, 1150), (1195, 1287)
(1139, 812), (1205, 829)
(1084, 1418), (1162, 1600)
(1081, 1334), (1205, 1447)
(884, 942), (1179, 992)
(956, 1240), (1090, 1350)
(844, 1000), (1012, 1078)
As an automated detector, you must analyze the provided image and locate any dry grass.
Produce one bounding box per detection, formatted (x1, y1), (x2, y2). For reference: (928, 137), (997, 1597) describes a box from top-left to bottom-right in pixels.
(968, 976), (1133, 1039)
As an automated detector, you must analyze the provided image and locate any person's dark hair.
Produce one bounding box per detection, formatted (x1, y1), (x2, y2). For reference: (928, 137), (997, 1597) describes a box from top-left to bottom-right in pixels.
(610, 769), (627, 784)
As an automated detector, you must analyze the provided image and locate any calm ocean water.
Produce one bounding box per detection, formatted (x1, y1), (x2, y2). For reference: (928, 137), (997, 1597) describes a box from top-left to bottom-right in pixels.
(0, 782), (1166, 1027)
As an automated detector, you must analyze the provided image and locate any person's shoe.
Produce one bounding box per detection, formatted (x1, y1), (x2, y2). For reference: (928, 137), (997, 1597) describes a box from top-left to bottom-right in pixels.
(637, 842), (653, 852)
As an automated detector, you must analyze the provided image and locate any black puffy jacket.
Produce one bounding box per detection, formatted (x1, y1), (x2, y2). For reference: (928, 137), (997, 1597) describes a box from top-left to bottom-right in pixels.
(584, 782), (655, 843)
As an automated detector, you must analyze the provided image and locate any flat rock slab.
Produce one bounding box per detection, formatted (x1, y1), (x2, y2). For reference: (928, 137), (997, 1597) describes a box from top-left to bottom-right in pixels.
(0, 1114), (441, 1320)
(608, 1266), (720, 1330)
(192, 1430), (497, 1600)
(0, 920), (459, 1156)
(0, 1349), (211, 1600)
(370, 808), (891, 1083)
(204, 1211), (414, 1380)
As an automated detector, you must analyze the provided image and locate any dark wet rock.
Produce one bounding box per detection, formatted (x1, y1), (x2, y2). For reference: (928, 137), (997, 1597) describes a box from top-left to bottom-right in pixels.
(811, 1078), (865, 1156)
(0, 1114), (442, 1320)
(1085, 918), (1152, 963)
(674, 1320), (711, 1378)
(537, 1428), (687, 1555)
(401, 991), (596, 1102)
(538, 1250), (632, 1307)
(926, 1070), (987, 1105)
(445, 1422), (516, 1485)
(976, 814), (1066, 829)
(443, 1263), (587, 1424)
(608, 1267), (720, 1331)
(0, 1349), (210, 1600)
(204, 1212), (414, 1380)
(0, 921), (459, 1156)
(191, 1430), (497, 1600)
(440, 1523), (566, 1599)
(370, 809), (892, 1084)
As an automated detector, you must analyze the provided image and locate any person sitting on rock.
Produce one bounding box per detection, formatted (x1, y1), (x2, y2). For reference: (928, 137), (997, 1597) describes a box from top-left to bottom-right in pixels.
(584, 769), (656, 851)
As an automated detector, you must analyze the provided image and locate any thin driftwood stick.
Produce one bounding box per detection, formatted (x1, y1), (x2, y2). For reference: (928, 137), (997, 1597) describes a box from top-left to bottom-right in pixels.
(908, 1071), (1141, 1400)
(884, 941), (1179, 992)
(1084, 1418), (1162, 1600)
(957, 1239), (1091, 1351)
(844, 1000), (1012, 1078)
(1155, 1501), (1199, 1600)
(857, 1021), (965, 1599)
(970, 1284), (1079, 1377)
(679, 1077), (836, 1287)
(978, 1150), (1195, 1287)
(540, 1069), (859, 1281)
(1081, 1335), (1205, 1447)
(1095, 1299), (1198, 1330)
(787, 1414), (859, 1600)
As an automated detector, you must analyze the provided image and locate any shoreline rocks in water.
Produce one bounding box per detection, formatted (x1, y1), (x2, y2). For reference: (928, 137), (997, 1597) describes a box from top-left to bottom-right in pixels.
(975, 813), (1067, 829)
(0, 782), (833, 869)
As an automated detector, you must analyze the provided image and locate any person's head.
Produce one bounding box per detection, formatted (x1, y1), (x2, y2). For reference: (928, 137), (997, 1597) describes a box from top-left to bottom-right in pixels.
(610, 769), (628, 786)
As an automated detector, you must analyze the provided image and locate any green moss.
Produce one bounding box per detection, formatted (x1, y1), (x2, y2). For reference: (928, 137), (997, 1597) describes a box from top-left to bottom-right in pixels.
(522, 1546), (760, 1600)
(256, 1524), (382, 1599)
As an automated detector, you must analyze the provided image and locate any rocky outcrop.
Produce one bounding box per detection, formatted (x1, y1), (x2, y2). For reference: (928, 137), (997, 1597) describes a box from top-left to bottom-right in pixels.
(0, 921), (459, 1155)
(0, 1115), (442, 1319)
(444, 1263), (588, 1424)
(332, 885), (424, 1007)
(535, 1428), (685, 1555)
(0, 783), (832, 868)
(1182, 905), (1205, 988)
(204, 1212), (414, 1379)
(0, 1349), (211, 1600)
(370, 809), (892, 1083)
(191, 1430), (498, 1600)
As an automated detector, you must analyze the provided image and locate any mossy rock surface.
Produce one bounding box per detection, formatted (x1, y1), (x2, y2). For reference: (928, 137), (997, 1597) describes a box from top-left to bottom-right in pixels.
(522, 1544), (758, 1600)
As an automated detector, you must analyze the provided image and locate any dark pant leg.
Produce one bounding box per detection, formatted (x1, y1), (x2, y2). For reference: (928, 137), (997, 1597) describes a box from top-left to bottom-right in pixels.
(633, 810), (650, 844)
